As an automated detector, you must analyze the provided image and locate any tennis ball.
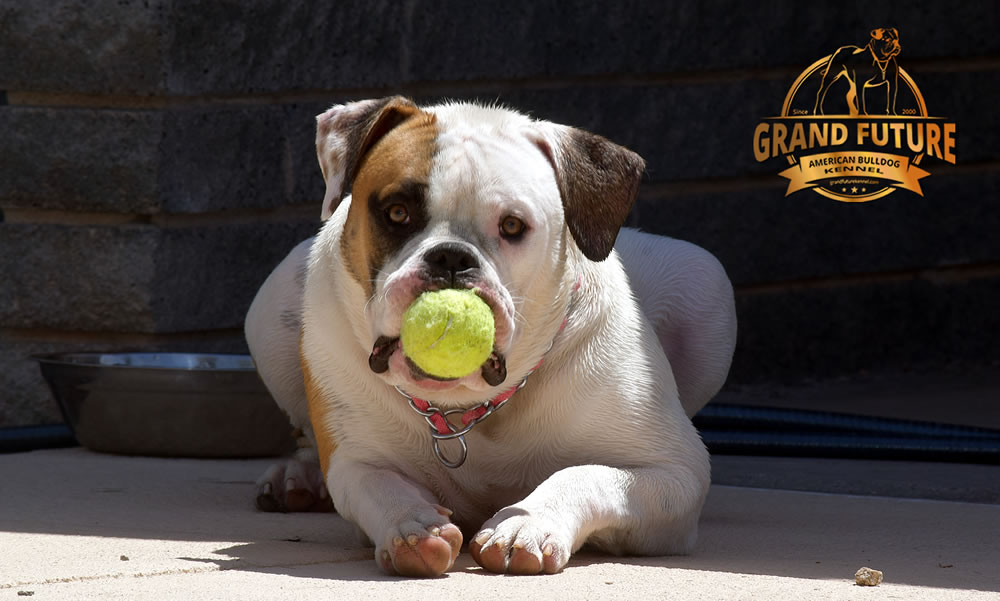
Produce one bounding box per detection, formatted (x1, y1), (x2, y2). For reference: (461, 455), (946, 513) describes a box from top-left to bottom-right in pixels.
(400, 289), (495, 379)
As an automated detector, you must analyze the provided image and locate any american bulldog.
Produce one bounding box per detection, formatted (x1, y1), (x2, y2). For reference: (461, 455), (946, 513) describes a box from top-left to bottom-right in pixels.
(245, 97), (736, 577)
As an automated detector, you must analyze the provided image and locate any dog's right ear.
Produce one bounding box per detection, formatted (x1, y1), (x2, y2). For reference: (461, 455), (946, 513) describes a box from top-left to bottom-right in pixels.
(870, 28), (885, 40)
(316, 96), (420, 220)
(528, 122), (646, 262)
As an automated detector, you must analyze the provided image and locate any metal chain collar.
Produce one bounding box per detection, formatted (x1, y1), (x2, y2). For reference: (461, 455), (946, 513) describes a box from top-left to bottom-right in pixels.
(394, 358), (536, 469)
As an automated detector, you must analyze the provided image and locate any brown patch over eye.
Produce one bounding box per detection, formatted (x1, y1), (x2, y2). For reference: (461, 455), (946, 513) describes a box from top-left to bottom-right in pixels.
(500, 215), (526, 239)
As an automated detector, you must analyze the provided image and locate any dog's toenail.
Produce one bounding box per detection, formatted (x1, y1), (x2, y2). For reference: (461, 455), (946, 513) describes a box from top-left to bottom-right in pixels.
(542, 544), (553, 556)
(474, 532), (490, 545)
(393, 536), (404, 547)
(407, 534), (419, 546)
(430, 527), (441, 537)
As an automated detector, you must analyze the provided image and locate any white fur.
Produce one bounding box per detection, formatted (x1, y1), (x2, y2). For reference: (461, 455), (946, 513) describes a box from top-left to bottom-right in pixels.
(616, 230), (737, 416)
(246, 101), (736, 576)
(244, 237), (312, 437)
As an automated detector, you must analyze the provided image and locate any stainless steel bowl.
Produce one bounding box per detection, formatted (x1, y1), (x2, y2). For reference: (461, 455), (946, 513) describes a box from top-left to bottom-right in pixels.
(35, 352), (296, 458)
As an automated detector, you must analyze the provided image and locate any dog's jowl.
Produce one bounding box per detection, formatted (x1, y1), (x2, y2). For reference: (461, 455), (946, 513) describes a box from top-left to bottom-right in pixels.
(245, 97), (737, 577)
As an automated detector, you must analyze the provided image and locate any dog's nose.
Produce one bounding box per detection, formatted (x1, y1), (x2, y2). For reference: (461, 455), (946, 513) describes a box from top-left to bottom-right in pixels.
(424, 243), (480, 285)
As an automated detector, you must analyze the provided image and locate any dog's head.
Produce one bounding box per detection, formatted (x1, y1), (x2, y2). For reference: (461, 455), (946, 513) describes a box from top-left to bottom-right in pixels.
(869, 27), (901, 61)
(313, 97), (644, 402)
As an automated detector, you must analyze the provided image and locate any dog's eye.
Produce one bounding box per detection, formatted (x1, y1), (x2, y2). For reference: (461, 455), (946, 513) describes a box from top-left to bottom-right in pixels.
(500, 216), (526, 239)
(385, 203), (410, 225)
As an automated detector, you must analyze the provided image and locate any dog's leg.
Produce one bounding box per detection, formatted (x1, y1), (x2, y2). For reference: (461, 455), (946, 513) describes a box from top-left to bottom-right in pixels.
(246, 238), (331, 512)
(616, 230), (736, 417)
(255, 446), (333, 512)
(329, 459), (463, 577)
(469, 463), (707, 574)
(858, 71), (871, 115)
(814, 63), (835, 115)
(814, 54), (849, 115)
(887, 62), (899, 115)
(841, 69), (861, 116)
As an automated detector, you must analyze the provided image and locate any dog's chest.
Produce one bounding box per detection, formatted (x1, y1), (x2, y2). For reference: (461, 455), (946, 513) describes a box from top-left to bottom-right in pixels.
(408, 431), (560, 520)
(427, 466), (541, 528)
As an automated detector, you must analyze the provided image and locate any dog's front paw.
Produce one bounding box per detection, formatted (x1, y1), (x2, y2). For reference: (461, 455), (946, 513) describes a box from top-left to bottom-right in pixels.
(376, 505), (462, 578)
(469, 507), (573, 574)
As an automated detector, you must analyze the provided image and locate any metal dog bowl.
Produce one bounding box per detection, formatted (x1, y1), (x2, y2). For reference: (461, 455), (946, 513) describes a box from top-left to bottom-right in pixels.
(35, 352), (296, 458)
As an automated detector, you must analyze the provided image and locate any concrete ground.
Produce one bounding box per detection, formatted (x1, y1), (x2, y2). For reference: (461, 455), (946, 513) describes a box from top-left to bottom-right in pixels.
(1, 448), (998, 600)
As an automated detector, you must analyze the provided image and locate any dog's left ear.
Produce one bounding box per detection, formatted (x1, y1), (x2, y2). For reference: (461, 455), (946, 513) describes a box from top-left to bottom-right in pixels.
(529, 124), (646, 262)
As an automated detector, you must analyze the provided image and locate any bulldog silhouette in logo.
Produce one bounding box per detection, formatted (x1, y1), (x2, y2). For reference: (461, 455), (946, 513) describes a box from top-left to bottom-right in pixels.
(814, 28), (902, 116)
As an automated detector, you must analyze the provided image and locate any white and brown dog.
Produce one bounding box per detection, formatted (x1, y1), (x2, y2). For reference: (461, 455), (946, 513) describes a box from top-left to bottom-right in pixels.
(245, 96), (736, 577)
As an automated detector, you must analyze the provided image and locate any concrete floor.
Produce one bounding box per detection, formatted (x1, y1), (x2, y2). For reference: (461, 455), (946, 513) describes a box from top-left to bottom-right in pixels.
(2, 448), (998, 600)
(3, 365), (998, 598)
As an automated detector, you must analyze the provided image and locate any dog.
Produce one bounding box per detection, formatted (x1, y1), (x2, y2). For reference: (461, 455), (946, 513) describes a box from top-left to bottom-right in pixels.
(814, 27), (902, 116)
(245, 97), (737, 577)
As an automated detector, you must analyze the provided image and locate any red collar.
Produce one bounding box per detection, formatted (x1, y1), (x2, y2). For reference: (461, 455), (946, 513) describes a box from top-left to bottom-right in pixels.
(395, 359), (540, 468)
(395, 276), (580, 468)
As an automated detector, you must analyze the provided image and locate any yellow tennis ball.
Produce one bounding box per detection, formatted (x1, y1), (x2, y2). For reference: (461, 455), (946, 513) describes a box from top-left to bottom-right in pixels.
(400, 289), (495, 379)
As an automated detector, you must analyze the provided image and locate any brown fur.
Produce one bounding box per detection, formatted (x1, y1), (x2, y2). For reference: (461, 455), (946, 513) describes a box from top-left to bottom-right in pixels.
(301, 342), (337, 478)
(340, 111), (438, 296)
(535, 129), (645, 262)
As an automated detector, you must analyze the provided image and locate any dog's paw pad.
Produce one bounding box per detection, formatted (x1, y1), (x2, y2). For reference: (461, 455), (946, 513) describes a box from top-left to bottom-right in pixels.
(469, 514), (571, 574)
(254, 456), (333, 513)
(377, 511), (462, 577)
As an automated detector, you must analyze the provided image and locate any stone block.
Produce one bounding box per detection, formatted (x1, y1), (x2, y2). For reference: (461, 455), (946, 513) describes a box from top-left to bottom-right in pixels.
(0, 224), (160, 331)
(0, 220), (317, 333)
(729, 274), (1000, 385)
(164, 0), (406, 95)
(158, 105), (326, 213)
(0, 0), (167, 94)
(633, 172), (1000, 287)
(1, 336), (66, 427)
(0, 105), (327, 213)
(149, 220), (319, 332)
(406, 2), (1000, 84)
(914, 71), (999, 165)
(0, 108), (162, 213)
(3, 1), (998, 96)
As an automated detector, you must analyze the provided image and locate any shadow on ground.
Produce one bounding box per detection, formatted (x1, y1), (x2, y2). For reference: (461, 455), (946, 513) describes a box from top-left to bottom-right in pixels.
(3, 448), (998, 592)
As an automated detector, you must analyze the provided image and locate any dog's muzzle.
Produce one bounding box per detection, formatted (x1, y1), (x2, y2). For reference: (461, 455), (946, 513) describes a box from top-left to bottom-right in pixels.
(368, 334), (508, 386)
(367, 241), (510, 387)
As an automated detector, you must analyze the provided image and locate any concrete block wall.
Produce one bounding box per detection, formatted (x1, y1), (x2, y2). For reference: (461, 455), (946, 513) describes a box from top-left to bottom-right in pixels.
(2, 0), (998, 426)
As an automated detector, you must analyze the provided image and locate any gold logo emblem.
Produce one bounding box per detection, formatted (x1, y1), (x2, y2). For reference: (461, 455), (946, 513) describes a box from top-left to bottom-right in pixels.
(753, 28), (957, 202)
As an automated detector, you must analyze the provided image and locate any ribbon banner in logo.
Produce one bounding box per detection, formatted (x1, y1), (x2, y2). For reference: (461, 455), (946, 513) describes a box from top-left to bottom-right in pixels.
(778, 152), (932, 197)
